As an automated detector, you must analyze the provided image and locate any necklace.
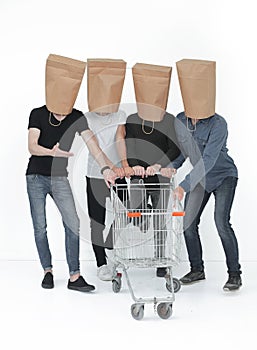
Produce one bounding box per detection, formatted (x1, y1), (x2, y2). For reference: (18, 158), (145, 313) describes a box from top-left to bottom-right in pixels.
(95, 112), (113, 125)
(142, 120), (154, 135)
(49, 112), (62, 127)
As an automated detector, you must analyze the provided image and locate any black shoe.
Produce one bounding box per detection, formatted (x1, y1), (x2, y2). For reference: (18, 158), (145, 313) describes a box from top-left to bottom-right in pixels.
(156, 267), (167, 277)
(67, 276), (95, 292)
(180, 270), (205, 284)
(41, 272), (54, 289)
(223, 275), (242, 291)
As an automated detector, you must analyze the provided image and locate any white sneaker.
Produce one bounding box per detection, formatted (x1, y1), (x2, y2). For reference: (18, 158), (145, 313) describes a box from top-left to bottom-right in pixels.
(97, 264), (114, 281)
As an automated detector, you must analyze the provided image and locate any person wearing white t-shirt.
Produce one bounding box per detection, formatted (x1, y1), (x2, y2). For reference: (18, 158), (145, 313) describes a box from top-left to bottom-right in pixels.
(85, 110), (128, 281)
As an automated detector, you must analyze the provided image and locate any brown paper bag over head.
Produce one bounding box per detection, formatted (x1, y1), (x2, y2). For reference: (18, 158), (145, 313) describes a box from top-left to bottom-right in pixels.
(45, 54), (86, 115)
(176, 59), (216, 119)
(132, 63), (172, 122)
(87, 59), (126, 114)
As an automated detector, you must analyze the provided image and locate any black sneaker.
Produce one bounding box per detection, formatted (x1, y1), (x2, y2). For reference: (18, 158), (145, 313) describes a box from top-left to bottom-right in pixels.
(67, 276), (95, 292)
(180, 270), (205, 284)
(41, 272), (54, 289)
(156, 267), (167, 277)
(223, 275), (242, 291)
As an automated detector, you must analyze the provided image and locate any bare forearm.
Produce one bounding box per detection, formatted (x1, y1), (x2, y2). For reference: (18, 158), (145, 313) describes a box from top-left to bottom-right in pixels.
(28, 128), (72, 158)
(82, 130), (114, 169)
(28, 141), (73, 158)
(29, 143), (52, 156)
(89, 142), (114, 168)
(117, 138), (129, 167)
(116, 125), (129, 167)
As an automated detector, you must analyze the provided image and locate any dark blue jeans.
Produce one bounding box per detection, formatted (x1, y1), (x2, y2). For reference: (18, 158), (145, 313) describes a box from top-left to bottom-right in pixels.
(26, 175), (80, 275)
(184, 176), (241, 275)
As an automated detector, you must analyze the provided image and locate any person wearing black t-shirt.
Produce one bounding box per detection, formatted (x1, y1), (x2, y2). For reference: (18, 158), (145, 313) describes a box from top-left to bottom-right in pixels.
(123, 112), (180, 176)
(116, 112), (180, 277)
(26, 105), (116, 291)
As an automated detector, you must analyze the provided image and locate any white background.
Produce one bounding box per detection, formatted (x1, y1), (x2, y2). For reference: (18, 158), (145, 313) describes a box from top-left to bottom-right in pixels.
(1, 2), (257, 350)
(1, 0), (256, 267)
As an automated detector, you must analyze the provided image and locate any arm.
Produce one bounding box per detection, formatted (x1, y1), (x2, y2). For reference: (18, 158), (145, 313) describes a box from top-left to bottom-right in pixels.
(159, 154), (186, 178)
(81, 129), (116, 187)
(28, 128), (73, 157)
(81, 129), (114, 169)
(160, 157), (186, 198)
(171, 153), (186, 170)
(82, 129), (124, 179)
(116, 125), (134, 177)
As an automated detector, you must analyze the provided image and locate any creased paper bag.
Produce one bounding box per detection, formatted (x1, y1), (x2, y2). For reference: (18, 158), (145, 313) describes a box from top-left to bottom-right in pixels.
(132, 63), (172, 121)
(87, 59), (126, 114)
(176, 59), (216, 119)
(45, 54), (86, 115)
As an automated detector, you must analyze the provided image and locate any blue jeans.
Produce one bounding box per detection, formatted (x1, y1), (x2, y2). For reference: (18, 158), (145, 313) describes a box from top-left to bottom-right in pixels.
(26, 175), (80, 275)
(184, 176), (241, 275)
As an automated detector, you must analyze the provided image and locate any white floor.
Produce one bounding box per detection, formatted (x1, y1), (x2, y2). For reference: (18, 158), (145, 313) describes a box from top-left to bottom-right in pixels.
(0, 260), (256, 350)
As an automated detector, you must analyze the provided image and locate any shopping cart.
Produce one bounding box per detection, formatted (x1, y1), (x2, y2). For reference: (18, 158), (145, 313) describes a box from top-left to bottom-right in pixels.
(110, 176), (185, 320)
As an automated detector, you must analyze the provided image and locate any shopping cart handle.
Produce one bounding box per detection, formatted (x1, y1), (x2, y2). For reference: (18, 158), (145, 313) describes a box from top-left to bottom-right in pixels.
(172, 211), (185, 217)
(127, 212), (142, 218)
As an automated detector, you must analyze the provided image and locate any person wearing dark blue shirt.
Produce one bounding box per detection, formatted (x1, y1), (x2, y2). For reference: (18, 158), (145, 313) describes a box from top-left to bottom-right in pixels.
(162, 59), (242, 291)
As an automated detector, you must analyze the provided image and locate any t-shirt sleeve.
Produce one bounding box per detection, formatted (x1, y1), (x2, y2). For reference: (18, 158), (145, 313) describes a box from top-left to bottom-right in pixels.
(28, 109), (41, 130)
(76, 114), (89, 135)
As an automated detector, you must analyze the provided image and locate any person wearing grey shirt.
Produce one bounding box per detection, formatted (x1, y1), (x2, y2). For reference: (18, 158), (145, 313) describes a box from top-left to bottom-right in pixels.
(162, 112), (242, 291)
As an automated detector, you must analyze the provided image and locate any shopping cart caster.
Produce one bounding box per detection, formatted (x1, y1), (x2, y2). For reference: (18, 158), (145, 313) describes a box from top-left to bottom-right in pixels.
(131, 303), (144, 320)
(112, 273), (122, 293)
(157, 303), (173, 319)
(166, 278), (181, 293)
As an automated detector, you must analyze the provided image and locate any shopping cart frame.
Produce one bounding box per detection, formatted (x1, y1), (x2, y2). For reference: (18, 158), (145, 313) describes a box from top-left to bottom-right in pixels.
(110, 175), (185, 320)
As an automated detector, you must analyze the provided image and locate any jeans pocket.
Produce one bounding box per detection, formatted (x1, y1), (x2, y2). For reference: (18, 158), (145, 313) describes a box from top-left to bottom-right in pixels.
(26, 174), (38, 182)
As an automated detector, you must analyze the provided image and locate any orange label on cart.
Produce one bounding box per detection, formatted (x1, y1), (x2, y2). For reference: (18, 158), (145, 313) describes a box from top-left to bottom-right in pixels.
(127, 212), (142, 218)
(172, 211), (185, 217)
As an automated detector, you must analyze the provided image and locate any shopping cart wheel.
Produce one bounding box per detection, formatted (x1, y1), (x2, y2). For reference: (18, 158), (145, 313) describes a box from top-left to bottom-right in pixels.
(131, 303), (144, 320)
(157, 303), (173, 320)
(166, 278), (181, 293)
(166, 282), (172, 293)
(173, 278), (181, 293)
(112, 279), (121, 293)
(112, 273), (122, 293)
